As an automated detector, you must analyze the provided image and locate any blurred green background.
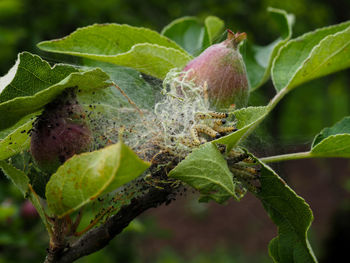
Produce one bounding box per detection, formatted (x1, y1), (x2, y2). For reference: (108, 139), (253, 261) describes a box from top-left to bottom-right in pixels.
(1, 0), (350, 262)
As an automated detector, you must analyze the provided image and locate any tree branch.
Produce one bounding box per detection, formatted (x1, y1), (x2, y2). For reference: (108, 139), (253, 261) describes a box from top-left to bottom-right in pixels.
(51, 185), (175, 263)
(42, 150), (180, 263)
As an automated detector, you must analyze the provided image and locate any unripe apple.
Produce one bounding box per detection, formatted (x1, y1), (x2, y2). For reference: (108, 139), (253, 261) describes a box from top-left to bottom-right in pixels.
(183, 30), (249, 110)
(30, 90), (92, 173)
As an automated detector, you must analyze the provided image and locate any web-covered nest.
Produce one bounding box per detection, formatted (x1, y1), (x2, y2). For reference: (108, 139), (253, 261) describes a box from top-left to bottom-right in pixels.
(88, 68), (237, 162)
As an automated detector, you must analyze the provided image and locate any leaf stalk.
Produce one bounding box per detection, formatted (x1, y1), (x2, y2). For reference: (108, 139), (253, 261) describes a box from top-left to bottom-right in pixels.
(260, 151), (313, 163)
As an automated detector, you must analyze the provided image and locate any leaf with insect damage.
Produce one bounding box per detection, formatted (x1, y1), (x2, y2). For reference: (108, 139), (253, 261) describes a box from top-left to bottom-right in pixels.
(0, 112), (40, 161)
(213, 106), (269, 152)
(46, 141), (150, 217)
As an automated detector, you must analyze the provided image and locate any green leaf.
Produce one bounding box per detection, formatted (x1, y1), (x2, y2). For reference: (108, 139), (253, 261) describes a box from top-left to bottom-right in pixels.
(38, 23), (186, 54)
(243, 8), (294, 91)
(169, 143), (238, 203)
(161, 16), (224, 56)
(92, 44), (191, 79)
(0, 161), (52, 234)
(272, 21), (350, 92)
(0, 56), (111, 130)
(51, 43), (190, 80)
(0, 114), (36, 161)
(82, 59), (162, 110)
(0, 111), (37, 139)
(46, 141), (150, 217)
(38, 24), (192, 79)
(6, 151), (49, 199)
(253, 156), (317, 263)
(0, 160), (29, 196)
(268, 237), (281, 262)
(204, 16), (225, 45)
(28, 189), (52, 235)
(311, 116), (350, 157)
(213, 106), (269, 152)
(0, 52), (77, 104)
(161, 16), (206, 56)
(262, 117), (350, 162)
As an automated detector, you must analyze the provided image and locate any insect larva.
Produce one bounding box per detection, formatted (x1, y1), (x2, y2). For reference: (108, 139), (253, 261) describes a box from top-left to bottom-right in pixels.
(193, 124), (221, 138)
(213, 125), (237, 133)
(190, 128), (201, 145)
(195, 111), (229, 120)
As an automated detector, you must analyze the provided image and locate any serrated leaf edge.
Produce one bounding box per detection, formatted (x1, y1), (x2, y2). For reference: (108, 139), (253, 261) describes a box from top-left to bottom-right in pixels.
(288, 26), (350, 90)
(271, 21), (350, 91)
(47, 143), (122, 218)
(169, 143), (236, 197)
(256, 158), (317, 262)
(0, 118), (35, 160)
(0, 68), (110, 112)
(40, 42), (192, 62)
(38, 23), (189, 56)
(311, 116), (350, 147)
(108, 43), (192, 64)
(213, 106), (269, 151)
(0, 52), (77, 98)
(311, 133), (350, 156)
(172, 166), (236, 196)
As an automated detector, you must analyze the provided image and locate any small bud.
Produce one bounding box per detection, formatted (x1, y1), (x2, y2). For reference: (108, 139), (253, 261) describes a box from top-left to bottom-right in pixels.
(30, 89), (92, 173)
(183, 30), (249, 110)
